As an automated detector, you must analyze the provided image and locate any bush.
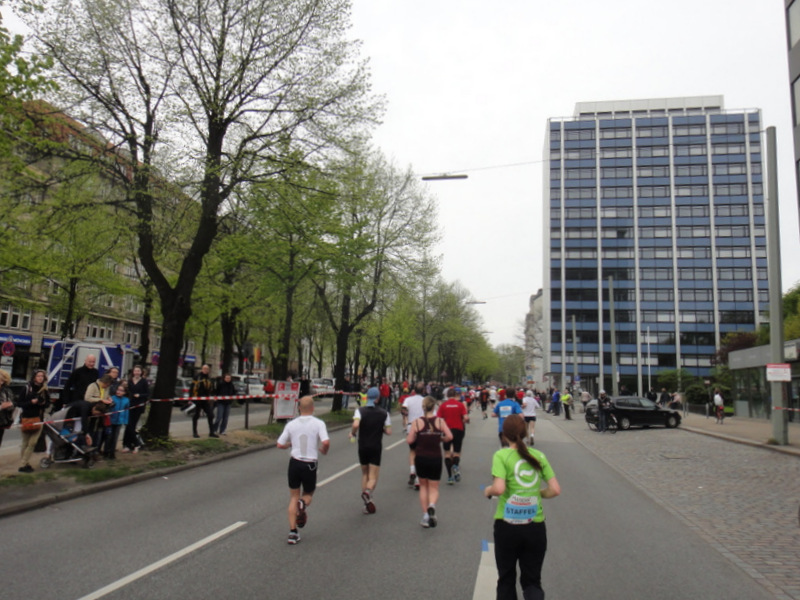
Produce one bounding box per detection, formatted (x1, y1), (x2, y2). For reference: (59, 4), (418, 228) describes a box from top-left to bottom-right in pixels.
(684, 383), (710, 406)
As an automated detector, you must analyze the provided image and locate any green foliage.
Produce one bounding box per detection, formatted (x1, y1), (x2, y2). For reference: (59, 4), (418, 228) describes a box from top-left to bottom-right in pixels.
(72, 465), (142, 483)
(684, 383), (710, 405)
(656, 368), (697, 392)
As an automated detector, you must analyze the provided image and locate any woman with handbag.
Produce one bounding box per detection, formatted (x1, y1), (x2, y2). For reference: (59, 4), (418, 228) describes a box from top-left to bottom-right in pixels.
(0, 369), (15, 448)
(17, 369), (50, 472)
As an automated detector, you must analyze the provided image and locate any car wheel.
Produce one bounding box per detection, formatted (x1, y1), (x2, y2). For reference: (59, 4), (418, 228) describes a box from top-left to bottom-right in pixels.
(666, 415), (679, 428)
(619, 416), (631, 430)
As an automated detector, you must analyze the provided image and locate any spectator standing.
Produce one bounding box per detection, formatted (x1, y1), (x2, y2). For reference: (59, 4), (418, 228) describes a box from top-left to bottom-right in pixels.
(379, 378), (392, 411)
(277, 396), (330, 545)
(350, 387), (391, 514)
(0, 370), (13, 448)
(60, 355), (99, 409)
(17, 369), (50, 472)
(714, 388), (725, 424)
(105, 380), (129, 459)
(406, 395), (453, 528)
(84, 374), (114, 452)
(123, 365), (149, 453)
(550, 388), (561, 417)
(214, 373), (236, 436)
(484, 414), (561, 600)
(560, 389), (573, 420)
(192, 364), (218, 438)
(659, 388), (671, 408)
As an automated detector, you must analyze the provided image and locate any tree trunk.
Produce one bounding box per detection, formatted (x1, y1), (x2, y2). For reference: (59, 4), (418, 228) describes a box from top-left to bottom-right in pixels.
(220, 310), (236, 374)
(137, 282), (153, 364)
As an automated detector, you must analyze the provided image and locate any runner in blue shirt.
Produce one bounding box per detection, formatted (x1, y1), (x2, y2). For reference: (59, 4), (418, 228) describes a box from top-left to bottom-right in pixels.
(492, 386), (522, 446)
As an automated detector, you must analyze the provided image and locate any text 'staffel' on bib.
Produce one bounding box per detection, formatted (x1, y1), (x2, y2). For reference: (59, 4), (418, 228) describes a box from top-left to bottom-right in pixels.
(503, 493), (538, 524)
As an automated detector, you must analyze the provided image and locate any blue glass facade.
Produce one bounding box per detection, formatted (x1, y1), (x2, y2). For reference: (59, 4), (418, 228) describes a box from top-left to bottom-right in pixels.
(544, 98), (767, 395)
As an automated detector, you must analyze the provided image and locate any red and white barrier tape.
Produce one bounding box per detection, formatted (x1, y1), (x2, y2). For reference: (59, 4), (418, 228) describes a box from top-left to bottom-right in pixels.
(773, 406), (800, 412)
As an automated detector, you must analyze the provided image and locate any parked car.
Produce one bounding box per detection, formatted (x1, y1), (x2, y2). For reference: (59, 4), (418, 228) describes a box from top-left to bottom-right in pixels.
(230, 375), (263, 398)
(585, 396), (681, 430)
(173, 376), (194, 409)
(311, 378), (336, 398)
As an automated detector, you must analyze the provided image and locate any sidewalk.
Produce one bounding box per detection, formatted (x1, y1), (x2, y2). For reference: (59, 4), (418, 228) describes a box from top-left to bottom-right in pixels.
(679, 411), (800, 457)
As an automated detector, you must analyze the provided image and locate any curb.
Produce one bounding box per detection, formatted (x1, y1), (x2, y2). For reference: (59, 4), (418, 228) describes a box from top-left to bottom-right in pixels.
(680, 425), (800, 458)
(0, 420), (355, 520)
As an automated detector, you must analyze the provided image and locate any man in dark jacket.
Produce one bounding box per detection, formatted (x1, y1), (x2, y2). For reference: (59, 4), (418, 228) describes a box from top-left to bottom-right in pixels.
(192, 364), (218, 438)
(59, 355), (99, 410)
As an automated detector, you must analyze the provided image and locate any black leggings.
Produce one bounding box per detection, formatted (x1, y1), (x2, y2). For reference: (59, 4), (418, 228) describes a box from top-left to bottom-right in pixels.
(493, 519), (547, 600)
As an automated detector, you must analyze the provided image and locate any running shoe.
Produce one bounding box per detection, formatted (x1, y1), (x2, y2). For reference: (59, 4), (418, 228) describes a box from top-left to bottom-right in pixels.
(296, 499), (307, 528)
(427, 506), (437, 528)
(420, 514), (430, 528)
(361, 490), (376, 514)
(414, 477), (420, 491)
(447, 476), (454, 485)
(408, 473), (416, 487)
(453, 465), (461, 483)
(287, 531), (300, 545)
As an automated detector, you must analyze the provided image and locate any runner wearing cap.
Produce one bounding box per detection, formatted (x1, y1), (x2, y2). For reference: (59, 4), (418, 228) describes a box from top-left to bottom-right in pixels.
(350, 387), (392, 514)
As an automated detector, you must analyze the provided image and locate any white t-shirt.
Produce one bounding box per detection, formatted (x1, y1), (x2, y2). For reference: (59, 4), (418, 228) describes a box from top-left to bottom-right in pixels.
(277, 415), (329, 462)
(403, 394), (425, 431)
(522, 395), (540, 417)
(713, 393), (724, 407)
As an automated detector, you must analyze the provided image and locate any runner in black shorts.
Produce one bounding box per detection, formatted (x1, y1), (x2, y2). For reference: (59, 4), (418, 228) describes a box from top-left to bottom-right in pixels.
(350, 388), (391, 514)
(438, 387), (469, 484)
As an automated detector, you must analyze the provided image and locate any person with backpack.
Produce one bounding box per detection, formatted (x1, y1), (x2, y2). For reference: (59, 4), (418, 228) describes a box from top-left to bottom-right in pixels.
(406, 396), (453, 528)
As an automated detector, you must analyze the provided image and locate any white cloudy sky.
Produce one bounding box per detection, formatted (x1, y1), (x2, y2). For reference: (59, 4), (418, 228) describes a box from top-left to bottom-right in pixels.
(349, 0), (800, 347)
(4, 2), (798, 348)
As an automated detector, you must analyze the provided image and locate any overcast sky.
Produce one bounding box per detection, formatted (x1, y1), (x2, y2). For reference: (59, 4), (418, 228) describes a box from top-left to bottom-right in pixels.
(349, 0), (800, 347)
(4, 2), (798, 349)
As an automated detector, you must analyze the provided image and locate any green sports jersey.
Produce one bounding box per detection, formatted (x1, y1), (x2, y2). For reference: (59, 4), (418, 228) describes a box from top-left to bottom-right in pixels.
(491, 447), (555, 523)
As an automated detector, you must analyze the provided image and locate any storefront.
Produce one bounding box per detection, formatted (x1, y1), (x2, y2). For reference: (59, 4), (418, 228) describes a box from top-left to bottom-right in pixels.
(0, 333), (33, 380)
(729, 339), (799, 421)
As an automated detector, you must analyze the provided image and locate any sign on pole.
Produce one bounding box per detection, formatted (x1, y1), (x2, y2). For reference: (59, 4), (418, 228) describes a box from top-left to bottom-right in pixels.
(274, 380), (301, 419)
(1, 341), (15, 356)
(766, 363), (791, 382)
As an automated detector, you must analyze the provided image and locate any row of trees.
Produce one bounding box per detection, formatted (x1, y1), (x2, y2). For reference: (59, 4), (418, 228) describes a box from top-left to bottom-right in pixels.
(0, 3), (519, 437)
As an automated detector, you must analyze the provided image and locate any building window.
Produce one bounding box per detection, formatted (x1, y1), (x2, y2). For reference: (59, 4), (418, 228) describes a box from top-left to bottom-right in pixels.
(676, 205), (709, 217)
(676, 247), (711, 258)
(640, 289), (674, 301)
(564, 207), (597, 219)
(676, 226), (710, 238)
(675, 185), (708, 196)
(565, 249), (598, 259)
(0, 304), (32, 330)
(716, 247), (751, 258)
(680, 289), (713, 302)
(718, 289), (753, 302)
(714, 184), (748, 196)
(715, 205), (749, 217)
(123, 324), (140, 346)
(603, 248), (635, 259)
(675, 164), (708, 177)
(712, 143), (746, 155)
(639, 226), (672, 238)
(680, 311), (714, 323)
(601, 187), (633, 199)
(564, 148), (596, 159)
(600, 128), (631, 139)
(550, 129), (561, 141)
(565, 188), (596, 199)
(790, 0), (800, 47)
(600, 147), (633, 159)
(717, 268), (752, 280)
(565, 168), (596, 180)
(638, 185), (671, 197)
(679, 268), (712, 280)
(564, 228), (599, 239)
(637, 146), (670, 158)
(673, 125), (706, 136)
(715, 225), (750, 237)
(674, 145), (707, 156)
(637, 166), (670, 177)
(565, 129), (596, 141)
(639, 206), (671, 218)
(43, 313), (63, 335)
(640, 268), (674, 280)
(601, 167), (633, 178)
(601, 207), (633, 218)
(711, 123), (745, 135)
(636, 126), (668, 138)
(640, 247), (673, 259)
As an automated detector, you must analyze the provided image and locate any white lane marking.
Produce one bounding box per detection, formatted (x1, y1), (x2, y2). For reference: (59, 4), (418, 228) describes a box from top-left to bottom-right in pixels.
(317, 433), (407, 486)
(386, 438), (407, 450)
(473, 541), (496, 600)
(77, 521), (247, 600)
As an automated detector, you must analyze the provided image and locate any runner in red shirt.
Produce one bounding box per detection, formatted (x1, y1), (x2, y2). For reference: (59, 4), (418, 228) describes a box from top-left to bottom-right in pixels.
(437, 387), (469, 484)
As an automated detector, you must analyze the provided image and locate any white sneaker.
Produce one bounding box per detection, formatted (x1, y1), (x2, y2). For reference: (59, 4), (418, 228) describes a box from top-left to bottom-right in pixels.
(420, 514), (430, 528)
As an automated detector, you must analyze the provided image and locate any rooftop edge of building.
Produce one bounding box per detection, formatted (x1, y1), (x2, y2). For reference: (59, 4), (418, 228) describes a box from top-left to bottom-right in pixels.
(573, 95), (726, 117)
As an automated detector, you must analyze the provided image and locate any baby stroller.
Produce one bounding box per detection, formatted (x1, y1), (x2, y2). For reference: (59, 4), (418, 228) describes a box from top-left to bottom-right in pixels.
(39, 407), (97, 469)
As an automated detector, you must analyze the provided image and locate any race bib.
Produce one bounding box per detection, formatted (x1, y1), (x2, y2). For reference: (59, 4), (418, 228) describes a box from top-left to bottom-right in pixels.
(503, 493), (538, 524)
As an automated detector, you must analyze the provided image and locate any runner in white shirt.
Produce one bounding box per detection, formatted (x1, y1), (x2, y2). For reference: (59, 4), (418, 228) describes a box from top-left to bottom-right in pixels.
(521, 390), (541, 445)
(402, 382), (426, 489)
(276, 396), (330, 545)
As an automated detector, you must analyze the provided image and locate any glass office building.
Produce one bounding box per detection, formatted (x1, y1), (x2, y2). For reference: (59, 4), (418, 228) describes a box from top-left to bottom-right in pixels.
(544, 96), (768, 395)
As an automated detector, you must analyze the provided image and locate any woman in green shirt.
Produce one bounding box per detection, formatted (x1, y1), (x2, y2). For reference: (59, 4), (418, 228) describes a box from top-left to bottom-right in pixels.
(484, 414), (561, 600)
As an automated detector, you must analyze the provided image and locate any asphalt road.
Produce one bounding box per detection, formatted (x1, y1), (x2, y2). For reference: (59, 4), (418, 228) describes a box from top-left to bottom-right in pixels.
(0, 411), (778, 600)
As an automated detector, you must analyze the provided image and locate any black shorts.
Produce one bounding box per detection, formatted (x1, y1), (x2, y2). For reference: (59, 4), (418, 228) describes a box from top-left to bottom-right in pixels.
(524, 416), (537, 423)
(442, 428), (465, 453)
(358, 445), (383, 467)
(287, 457), (318, 493)
(414, 455), (443, 481)
(480, 401), (488, 410)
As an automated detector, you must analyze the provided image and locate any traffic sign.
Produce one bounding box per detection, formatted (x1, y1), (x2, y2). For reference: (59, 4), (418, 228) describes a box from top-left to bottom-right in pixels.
(1, 341), (14, 356)
(766, 363), (791, 382)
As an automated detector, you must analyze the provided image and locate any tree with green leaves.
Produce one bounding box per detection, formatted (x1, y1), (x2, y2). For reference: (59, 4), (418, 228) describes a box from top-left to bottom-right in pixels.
(13, 0), (379, 438)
